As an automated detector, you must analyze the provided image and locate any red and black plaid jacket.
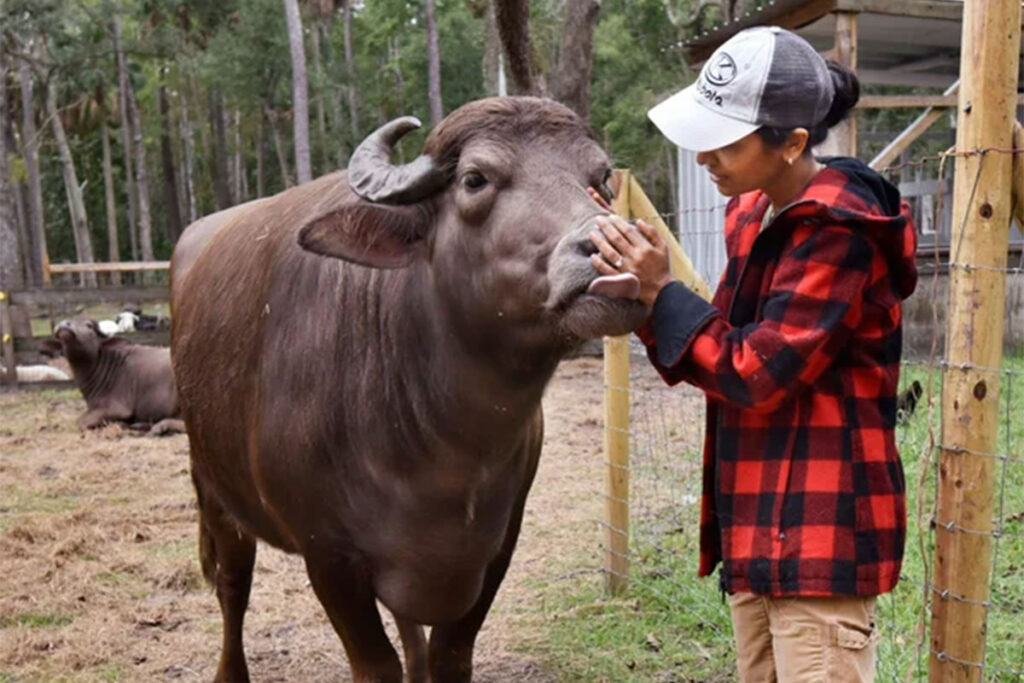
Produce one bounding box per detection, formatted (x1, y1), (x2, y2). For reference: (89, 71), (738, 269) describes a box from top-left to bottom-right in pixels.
(637, 158), (918, 597)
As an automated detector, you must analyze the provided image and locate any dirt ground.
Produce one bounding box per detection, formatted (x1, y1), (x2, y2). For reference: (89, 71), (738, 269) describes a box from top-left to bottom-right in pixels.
(0, 357), (655, 683)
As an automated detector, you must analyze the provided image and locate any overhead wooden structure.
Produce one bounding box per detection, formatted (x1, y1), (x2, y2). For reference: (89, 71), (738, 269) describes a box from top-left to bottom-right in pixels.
(684, 0), (1023, 87)
(678, 0), (1024, 157)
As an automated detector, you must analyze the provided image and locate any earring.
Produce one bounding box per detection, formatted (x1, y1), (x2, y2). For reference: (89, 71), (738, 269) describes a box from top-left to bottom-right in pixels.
(786, 157), (795, 166)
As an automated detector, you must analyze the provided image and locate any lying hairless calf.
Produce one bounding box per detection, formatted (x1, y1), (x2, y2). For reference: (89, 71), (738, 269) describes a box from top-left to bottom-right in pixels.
(47, 319), (185, 436)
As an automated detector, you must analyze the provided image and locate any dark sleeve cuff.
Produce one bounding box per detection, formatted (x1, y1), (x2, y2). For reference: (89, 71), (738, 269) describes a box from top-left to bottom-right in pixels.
(646, 281), (720, 367)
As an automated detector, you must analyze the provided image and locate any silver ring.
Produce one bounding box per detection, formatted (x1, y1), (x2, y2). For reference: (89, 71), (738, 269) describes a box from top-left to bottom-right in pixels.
(613, 255), (624, 269)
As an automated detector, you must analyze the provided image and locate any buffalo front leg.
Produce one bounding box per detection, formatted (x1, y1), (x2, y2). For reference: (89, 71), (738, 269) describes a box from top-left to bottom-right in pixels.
(425, 552), (513, 683)
(427, 505), (532, 682)
(304, 554), (404, 683)
(196, 489), (257, 683)
(395, 617), (427, 683)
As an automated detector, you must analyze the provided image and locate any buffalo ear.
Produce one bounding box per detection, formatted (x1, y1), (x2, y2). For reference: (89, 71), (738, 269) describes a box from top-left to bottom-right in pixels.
(298, 203), (431, 269)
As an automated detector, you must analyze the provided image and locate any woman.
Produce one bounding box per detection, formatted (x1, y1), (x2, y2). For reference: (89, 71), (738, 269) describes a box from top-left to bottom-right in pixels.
(588, 26), (918, 682)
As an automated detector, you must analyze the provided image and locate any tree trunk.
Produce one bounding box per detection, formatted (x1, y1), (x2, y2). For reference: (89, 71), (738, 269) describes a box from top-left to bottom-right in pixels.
(283, 0), (312, 184)
(113, 17), (140, 263)
(342, 0), (360, 138)
(483, 1), (501, 96)
(309, 23), (331, 175)
(17, 56), (47, 285)
(233, 109), (248, 200)
(100, 98), (122, 285)
(256, 110), (266, 198)
(159, 85), (183, 243)
(390, 37), (405, 114)
(552, 0), (600, 122)
(127, 83), (155, 263)
(6, 108), (31, 287)
(45, 79), (97, 287)
(179, 85), (198, 223)
(11, 168), (33, 287)
(267, 105), (294, 189)
(318, 20), (347, 167)
(1, 58), (25, 291)
(208, 88), (233, 209)
(7, 127), (32, 287)
(424, 0), (444, 126)
(1, 57), (26, 291)
(189, 72), (212, 215)
(495, 0), (538, 95)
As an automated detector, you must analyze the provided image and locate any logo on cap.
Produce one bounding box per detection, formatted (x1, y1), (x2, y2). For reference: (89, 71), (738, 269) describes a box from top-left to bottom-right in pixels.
(705, 53), (737, 86)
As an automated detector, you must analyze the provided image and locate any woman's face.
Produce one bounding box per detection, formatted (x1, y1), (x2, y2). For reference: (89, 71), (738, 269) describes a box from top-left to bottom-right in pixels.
(695, 132), (789, 197)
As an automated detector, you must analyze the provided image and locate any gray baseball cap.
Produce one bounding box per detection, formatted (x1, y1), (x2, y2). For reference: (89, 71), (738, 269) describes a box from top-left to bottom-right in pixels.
(648, 26), (835, 153)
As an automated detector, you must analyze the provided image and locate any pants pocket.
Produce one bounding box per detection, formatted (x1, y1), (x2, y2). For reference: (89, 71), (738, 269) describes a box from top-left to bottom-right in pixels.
(829, 621), (880, 681)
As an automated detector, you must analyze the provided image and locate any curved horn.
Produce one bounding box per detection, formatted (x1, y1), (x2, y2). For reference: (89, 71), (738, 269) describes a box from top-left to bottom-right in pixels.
(348, 116), (448, 204)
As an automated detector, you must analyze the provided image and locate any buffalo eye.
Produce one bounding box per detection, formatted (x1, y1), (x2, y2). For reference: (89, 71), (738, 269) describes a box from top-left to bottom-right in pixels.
(461, 171), (488, 191)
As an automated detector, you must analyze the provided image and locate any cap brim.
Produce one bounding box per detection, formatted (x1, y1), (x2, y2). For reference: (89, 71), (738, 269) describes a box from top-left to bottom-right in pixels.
(648, 86), (759, 153)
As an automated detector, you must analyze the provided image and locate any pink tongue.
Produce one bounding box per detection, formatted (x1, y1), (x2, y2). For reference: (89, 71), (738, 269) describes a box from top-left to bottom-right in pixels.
(587, 273), (641, 300)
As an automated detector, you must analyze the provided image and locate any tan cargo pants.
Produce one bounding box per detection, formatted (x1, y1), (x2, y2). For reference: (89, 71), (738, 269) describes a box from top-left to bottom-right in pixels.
(728, 592), (880, 682)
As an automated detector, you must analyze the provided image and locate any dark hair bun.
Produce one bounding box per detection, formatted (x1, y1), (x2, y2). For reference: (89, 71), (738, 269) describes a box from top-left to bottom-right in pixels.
(823, 59), (860, 128)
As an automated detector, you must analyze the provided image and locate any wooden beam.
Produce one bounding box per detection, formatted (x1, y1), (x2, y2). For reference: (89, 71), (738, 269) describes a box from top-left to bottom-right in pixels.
(685, 0), (837, 64)
(835, 0), (965, 21)
(859, 94), (957, 109)
(8, 286), (170, 307)
(858, 92), (1024, 109)
(930, 0), (1022, 680)
(869, 81), (959, 170)
(47, 260), (170, 274)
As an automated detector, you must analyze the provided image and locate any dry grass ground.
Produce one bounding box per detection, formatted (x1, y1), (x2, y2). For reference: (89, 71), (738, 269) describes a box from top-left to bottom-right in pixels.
(0, 357), (629, 683)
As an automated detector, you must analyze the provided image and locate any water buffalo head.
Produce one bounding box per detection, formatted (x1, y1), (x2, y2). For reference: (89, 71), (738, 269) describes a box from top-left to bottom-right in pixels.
(297, 97), (648, 356)
(53, 319), (109, 362)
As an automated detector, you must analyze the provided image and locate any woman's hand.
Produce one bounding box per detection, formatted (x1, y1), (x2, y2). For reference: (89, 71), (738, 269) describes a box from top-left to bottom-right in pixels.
(588, 215), (673, 307)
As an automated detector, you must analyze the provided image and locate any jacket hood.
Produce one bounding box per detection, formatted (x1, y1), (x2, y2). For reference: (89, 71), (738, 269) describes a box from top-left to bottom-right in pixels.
(798, 156), (919, 299)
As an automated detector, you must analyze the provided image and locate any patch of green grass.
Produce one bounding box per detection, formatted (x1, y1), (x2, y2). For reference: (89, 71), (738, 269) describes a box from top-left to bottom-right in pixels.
(0, 612), (73, 629)
(0, 487), (81, 517)
(534, 569), (734, 682)
(538, 354), (1024, 681)
(96, 665), (124, 682)
(144, 536), (193, 561)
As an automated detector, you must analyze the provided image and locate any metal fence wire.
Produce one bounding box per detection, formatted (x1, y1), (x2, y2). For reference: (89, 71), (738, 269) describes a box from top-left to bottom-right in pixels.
(591, 148), (1024, 681)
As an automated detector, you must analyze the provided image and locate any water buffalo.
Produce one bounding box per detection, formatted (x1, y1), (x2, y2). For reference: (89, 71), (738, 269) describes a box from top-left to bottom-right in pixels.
(170, 97), (647, 682)
(49, 319), (184, 435)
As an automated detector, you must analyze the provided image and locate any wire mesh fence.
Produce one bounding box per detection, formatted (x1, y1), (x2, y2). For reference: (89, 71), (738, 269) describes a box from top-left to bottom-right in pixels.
(576, 148), (1024, 681)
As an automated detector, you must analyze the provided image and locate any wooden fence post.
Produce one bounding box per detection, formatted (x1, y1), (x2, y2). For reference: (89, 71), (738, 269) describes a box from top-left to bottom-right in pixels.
(930, 0), (1021, 680)
(0, 291), (16, 386)
(626, 175), (712, 301)
(831, 11), (858, 156)
(604, 170), (632, 595)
